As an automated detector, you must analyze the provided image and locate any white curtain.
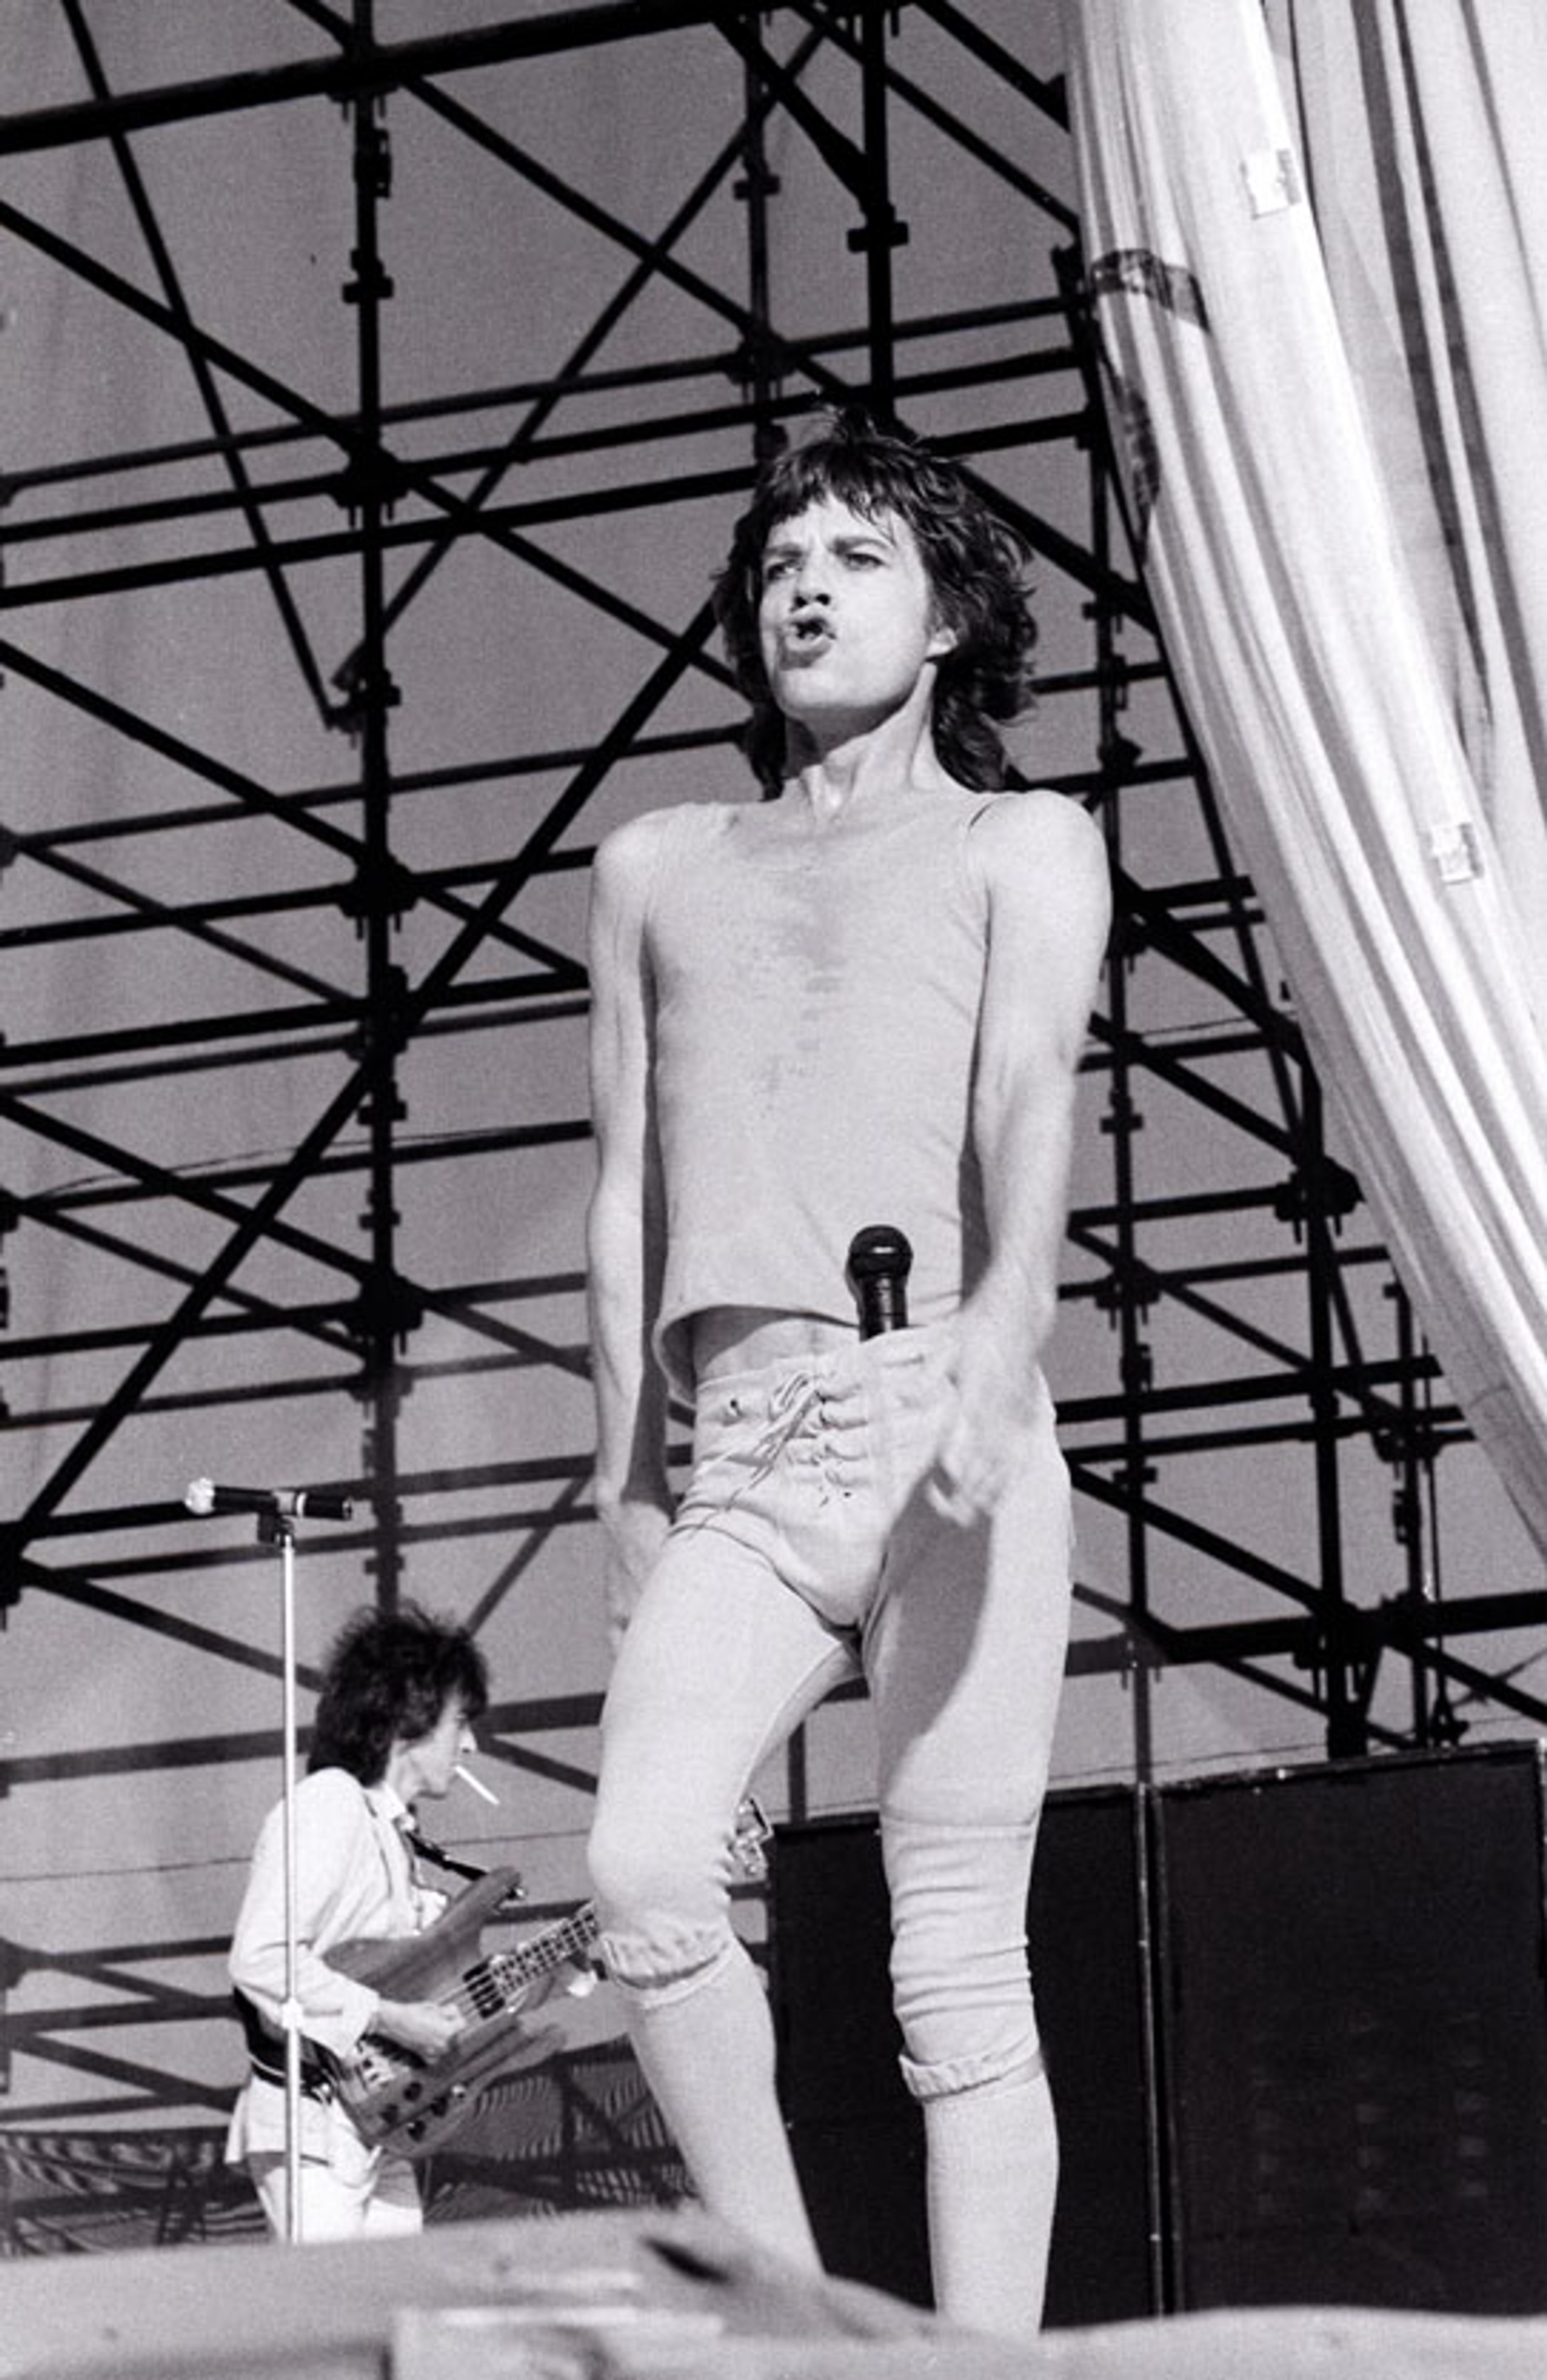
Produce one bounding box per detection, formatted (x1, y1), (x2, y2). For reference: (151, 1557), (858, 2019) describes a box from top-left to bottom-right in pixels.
(1061, 0), (1547, 1549)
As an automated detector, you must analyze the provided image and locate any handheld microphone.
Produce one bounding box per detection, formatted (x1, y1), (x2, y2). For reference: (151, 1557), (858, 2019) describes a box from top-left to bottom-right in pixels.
(846, 1224), (913, 1340)
(184, 1479), (354, 1524)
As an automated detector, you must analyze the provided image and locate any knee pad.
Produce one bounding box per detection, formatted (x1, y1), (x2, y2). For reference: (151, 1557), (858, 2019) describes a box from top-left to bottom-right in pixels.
(587, 1807), (734, 1995)
(599, 1928), (739, 2008)
(882, 1812), (1043, 2096)
(901, 2037), (1047, 2104)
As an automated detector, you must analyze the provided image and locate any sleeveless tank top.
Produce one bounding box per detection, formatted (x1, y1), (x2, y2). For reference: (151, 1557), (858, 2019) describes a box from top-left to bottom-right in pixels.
(643, 788), (1004, 1396)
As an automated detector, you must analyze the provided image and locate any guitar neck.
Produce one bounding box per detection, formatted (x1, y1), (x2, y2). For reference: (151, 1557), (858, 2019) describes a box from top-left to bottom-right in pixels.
(485, 1904), (599, 2005)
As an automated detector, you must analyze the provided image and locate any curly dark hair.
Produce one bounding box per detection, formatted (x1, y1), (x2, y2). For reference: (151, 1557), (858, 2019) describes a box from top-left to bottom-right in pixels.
(713, 409), (1038, 798)
(307, 1601), (489, 1785)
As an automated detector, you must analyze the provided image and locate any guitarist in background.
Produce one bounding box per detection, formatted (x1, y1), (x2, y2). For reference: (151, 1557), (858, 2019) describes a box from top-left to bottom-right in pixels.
(226, 1601), (489, 2241)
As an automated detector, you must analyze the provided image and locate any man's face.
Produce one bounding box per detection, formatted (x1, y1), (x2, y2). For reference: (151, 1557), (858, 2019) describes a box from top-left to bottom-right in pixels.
(756, 493), (954, 736)
(405, 1696), (475, 1802)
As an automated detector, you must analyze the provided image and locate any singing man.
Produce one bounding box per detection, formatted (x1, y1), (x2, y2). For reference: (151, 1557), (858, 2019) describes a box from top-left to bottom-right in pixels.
(581, 411), (1109, 2336)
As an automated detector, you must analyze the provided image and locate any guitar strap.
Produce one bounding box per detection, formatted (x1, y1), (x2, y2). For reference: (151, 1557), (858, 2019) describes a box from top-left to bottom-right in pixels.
(402, 1825), (512, 1890)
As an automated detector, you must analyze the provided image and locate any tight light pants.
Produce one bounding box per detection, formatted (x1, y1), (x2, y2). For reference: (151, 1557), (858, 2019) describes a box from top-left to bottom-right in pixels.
(587, 1326), (1074, 2337)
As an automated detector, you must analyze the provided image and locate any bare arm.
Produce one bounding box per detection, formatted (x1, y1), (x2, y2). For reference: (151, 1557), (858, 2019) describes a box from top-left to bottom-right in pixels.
(932, 791), (1111, 1521)
(586, 814), (674, 1642)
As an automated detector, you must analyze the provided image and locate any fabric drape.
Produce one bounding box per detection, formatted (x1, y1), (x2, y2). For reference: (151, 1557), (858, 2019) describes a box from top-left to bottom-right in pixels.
(1062, 0), (1547, 1548)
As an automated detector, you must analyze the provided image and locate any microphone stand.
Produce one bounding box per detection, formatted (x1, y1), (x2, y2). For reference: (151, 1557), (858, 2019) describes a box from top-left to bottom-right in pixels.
(192, 1478), (350, 2242)
(260, 1503), (307, 2245)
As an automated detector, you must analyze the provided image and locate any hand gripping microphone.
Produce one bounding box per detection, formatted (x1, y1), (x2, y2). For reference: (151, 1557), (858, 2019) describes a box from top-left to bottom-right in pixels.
(846, 1224), (914, 1340)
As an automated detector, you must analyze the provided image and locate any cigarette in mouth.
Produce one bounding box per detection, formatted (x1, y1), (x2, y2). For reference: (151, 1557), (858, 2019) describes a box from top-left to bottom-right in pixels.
(454, 1761), (500, 1807)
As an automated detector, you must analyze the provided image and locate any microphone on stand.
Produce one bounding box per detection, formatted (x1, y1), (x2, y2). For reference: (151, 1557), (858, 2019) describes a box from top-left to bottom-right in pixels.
(846, 1224), (914, 1339)
(184, 1479), (354, 1524)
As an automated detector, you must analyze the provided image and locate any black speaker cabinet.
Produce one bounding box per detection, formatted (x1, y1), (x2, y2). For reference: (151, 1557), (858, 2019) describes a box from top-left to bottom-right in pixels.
(773, 1743), (1547, 2323)
(1155, 1743), (1547, 2313)
(774, 1784), (1160, 2328)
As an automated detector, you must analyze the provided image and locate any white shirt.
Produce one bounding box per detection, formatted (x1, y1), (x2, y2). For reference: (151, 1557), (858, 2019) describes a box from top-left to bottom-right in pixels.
(226, 1765), (447, 2163)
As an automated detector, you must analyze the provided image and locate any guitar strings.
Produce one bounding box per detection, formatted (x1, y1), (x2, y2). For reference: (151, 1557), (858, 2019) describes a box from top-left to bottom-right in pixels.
(416, 1908), (601, 2030)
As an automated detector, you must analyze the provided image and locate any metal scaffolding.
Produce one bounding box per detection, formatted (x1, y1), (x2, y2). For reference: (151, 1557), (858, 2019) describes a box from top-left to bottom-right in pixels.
(2, 0), (1544, 2177)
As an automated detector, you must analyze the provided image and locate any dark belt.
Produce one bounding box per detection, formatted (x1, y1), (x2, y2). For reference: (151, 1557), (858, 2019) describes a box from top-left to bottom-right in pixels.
(233, 1987), (334, 2100)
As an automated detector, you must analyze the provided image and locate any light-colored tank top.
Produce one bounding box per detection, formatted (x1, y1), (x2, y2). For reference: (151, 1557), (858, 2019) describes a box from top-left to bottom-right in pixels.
(643, 788), (1005, 1396)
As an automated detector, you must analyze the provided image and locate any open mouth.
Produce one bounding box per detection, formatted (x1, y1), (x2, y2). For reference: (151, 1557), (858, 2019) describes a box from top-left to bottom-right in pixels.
(786, 616), (833, 652)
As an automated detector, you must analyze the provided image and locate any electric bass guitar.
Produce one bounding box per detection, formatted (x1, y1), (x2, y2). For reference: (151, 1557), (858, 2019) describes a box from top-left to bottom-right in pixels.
(324, 1872), (597, 2158)
(320, 1800), (769, 2160)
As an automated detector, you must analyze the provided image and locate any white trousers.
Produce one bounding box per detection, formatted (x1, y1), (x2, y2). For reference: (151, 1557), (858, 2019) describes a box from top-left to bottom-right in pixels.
(588, 1326), (1074, 2334)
